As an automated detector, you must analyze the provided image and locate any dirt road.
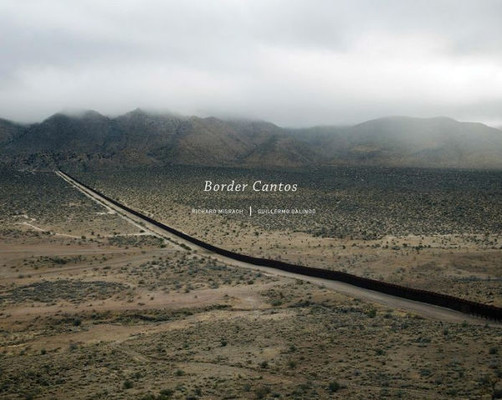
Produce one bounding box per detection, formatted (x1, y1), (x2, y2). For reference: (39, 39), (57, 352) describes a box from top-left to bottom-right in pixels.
(55, 170), (500, 325)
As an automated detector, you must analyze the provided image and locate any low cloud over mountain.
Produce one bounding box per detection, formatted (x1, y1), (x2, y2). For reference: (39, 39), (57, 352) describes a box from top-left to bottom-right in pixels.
(1, 110), (502, 170)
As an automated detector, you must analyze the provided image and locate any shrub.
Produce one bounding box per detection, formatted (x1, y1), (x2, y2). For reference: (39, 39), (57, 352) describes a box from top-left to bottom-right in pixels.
(328, 381), (340, 393)
(255, 385), (271, 399)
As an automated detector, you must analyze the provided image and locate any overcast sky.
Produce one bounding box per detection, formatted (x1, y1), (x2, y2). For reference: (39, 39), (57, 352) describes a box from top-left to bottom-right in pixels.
(1, 0), (501, 127)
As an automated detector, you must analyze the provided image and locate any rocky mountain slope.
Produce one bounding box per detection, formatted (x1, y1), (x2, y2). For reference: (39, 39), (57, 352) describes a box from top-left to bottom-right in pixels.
(1, 110), (501, 169)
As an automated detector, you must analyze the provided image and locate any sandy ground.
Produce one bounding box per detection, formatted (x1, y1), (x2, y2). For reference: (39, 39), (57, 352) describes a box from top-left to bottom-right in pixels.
(0, 173), (500, 399)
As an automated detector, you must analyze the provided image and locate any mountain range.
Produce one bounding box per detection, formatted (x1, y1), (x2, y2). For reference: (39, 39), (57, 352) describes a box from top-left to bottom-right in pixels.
(1, 109), (501, 170)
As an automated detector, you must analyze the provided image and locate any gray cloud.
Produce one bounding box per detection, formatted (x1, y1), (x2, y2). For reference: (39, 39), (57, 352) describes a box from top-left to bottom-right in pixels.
(0, 0), (501, 126)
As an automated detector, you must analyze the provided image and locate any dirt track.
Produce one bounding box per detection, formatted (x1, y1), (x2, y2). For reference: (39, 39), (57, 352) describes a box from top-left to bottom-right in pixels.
(55, 170), (500, 326)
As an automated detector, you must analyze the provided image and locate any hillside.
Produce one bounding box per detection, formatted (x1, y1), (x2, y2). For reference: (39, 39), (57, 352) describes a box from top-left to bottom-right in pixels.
(290, 116), (502, 169)
(1, 111), (502, 169)
(0, 118), (24, 145)
(1, 109), (309, 169)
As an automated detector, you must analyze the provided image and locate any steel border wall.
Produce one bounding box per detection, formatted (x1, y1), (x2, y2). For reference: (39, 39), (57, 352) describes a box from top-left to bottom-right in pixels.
(62, 171), (502, 321)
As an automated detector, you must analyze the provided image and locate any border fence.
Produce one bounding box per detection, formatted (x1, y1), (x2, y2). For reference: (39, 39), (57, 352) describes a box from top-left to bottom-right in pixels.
(60, 170), (502, 321)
